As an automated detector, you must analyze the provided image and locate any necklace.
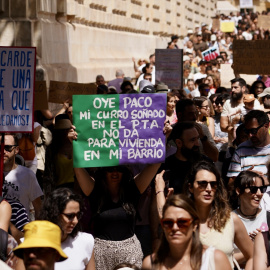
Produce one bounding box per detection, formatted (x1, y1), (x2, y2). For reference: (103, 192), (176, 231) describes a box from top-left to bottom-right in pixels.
(238, 208), (258, 219)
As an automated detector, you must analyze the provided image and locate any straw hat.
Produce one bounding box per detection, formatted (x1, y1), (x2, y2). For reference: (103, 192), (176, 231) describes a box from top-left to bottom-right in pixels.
(13, 221), (67, 261)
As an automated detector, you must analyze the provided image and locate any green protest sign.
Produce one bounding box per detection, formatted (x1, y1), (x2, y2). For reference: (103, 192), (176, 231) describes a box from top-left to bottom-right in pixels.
(73, 94), (167, 168)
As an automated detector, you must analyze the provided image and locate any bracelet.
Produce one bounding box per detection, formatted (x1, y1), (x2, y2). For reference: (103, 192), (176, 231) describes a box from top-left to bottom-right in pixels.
(156, 190), (164, 195)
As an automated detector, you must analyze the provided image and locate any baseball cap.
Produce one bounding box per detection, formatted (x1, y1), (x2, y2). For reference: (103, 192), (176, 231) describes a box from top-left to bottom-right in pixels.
(258, 87), (270, 98)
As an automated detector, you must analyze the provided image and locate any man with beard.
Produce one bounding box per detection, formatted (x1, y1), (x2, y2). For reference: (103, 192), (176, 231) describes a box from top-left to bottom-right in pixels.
(221, 78), (261, 148)
(160, 122), (212, 194)
(1, 134), (43, 217)
(258, 87), (270, 113)
(174, 98), (219, 162)
(227, 110), (270, 183)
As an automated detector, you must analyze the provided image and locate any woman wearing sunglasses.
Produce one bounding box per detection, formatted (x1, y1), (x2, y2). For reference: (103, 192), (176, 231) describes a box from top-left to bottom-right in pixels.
(142, 194), (231, 270)
(155, 160), (253, 269)
(193, 96), (215, 138)
(72, 162), (161, 270)
(39, 188), (95, 270)
(184, 161), (253, 269)
(233, 170), (268, 267)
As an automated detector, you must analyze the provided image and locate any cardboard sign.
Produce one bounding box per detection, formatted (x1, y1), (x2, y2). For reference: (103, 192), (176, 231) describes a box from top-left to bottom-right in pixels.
(212, 18), (220, 31)
(34, 81), (48, 110)
(202, 44), (219, 61)
(0, 47), (36, 132)
(49, 81), (97, 103)
(239, 0), (253, 8)
(233, 40), (270, 75)
(155, 49), (183, 89)
(220, 21), (235, 33)
(73, 93), (167, 168)
(220, 64), (257, 88)
(257, 15), (270, 29)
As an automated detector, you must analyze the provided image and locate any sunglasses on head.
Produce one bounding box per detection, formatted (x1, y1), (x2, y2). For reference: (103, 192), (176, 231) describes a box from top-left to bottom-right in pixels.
(196, 180), (218, 190)
(246, 186), (267, 194)
(1, 145), (17, 152)
(161, 218), (193, 231)
(105, 166), (126, 173)
(62, 212), (83, 221)
(244, 123), (266, 135)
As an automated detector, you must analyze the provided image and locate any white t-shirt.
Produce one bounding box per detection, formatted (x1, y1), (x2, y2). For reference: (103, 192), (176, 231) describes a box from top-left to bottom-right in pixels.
(242, 31), (253, 41)
(234, 209), (268, 233)
(55, 232), (94, 270)
(221, 99), (261, 146)
(3, 165), (43, 215)
(193, 72), (207, 82)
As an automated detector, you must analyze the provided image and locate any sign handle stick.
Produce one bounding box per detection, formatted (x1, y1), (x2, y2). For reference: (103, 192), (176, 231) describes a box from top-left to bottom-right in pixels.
(0, 133), (4, 196)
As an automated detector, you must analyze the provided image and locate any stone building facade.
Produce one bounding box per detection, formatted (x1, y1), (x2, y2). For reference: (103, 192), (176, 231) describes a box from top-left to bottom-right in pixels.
(0, 0), (217, 83)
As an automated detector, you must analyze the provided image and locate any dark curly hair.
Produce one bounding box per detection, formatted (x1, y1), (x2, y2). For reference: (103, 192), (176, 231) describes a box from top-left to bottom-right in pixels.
(184, 160), (231, 232)
(38, 188), (83, 238)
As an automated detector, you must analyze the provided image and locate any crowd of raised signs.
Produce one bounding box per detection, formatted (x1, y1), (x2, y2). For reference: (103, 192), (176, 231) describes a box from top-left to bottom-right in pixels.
(2, 9), (270, 270)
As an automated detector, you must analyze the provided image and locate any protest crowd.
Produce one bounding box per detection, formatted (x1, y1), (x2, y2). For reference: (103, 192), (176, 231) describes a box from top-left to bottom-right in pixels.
(2, 9), (270, 270)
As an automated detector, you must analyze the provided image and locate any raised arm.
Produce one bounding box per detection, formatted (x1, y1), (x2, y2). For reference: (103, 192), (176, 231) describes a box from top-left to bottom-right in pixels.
(134, 163), (161, 194)
(155, 170), (166, 219)
(233, 212), (253, 270)
(74, 168), (95, 196)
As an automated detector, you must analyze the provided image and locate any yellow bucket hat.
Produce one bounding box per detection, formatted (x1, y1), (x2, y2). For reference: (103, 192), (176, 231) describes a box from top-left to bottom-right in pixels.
(13, 221), (67, 261)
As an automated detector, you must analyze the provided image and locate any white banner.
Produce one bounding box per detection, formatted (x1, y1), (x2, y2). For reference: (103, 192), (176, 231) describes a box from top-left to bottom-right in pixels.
(239, 0), (253, 8)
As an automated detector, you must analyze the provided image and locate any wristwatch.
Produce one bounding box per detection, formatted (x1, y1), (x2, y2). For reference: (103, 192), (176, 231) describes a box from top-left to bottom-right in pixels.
(200, 135), (208, 142)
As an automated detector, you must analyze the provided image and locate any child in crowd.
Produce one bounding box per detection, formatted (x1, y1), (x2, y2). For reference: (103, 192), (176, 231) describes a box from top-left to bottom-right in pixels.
(228, 94), (257, 138)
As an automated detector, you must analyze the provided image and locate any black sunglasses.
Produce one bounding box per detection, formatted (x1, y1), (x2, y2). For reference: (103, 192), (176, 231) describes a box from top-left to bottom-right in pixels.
(246, 186), (267, 194)
(1, 145), (17, 152)
(62, 212), (83, 221)
(196, 180), (218, 190)
(244, 123), (266, 135)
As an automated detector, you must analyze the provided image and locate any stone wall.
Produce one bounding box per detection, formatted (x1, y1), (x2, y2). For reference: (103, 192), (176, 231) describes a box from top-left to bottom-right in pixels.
(0, 0), (217, 84)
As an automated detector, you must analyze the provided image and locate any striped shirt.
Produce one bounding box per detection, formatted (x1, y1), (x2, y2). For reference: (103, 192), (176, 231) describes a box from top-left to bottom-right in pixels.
(227, 140), (270, 177)
(5, 198), (30, 231)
